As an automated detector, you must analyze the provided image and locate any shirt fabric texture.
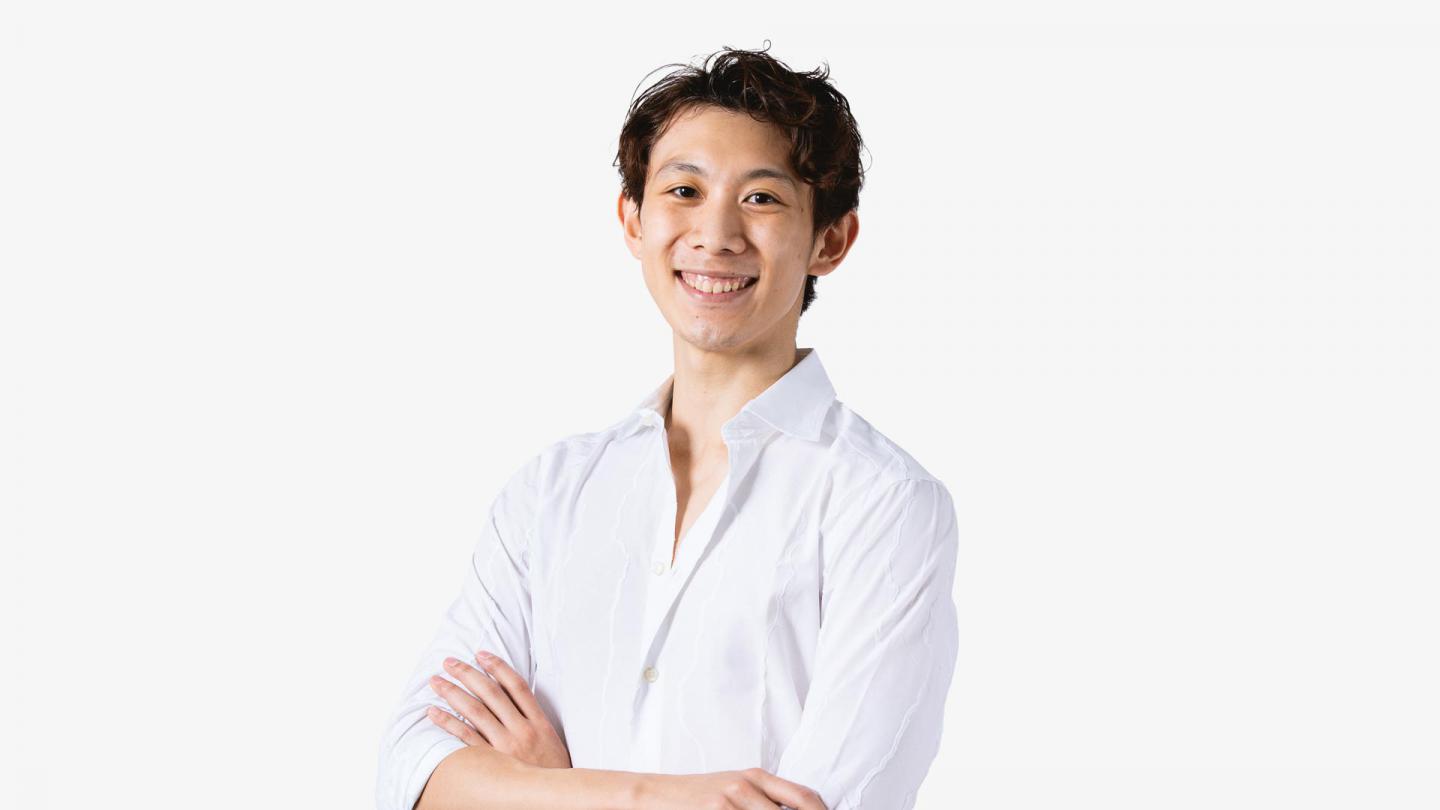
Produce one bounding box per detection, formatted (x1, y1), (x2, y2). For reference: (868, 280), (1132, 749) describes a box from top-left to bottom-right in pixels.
(375, 347), (960, 810)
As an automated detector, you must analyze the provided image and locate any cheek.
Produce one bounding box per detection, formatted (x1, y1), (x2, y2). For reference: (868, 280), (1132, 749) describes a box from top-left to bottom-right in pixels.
(755, 232), (811, 286)
(641, 204), (683, 237)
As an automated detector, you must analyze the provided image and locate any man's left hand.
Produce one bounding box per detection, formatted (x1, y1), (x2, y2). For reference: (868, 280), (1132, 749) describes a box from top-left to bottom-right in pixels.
(426, 650), (572, 769)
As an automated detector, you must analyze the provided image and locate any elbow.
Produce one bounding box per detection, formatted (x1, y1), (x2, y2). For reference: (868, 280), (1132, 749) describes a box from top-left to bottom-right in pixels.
(413, 745), (517, 810)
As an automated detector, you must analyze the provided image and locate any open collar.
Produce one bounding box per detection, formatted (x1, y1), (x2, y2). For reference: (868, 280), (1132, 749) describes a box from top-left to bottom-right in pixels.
(628, 347), (837, 443)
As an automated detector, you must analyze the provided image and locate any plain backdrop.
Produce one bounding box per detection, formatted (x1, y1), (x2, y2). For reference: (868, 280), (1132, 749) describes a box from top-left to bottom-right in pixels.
(2, 4), (1437, 809)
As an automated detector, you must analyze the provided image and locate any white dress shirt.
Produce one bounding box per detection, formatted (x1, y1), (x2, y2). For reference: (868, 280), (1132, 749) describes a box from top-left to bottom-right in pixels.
(376, 347), (959, 810)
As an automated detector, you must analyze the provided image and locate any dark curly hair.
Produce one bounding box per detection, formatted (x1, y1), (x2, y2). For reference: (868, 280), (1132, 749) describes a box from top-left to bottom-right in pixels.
(614, 42), (867, 316)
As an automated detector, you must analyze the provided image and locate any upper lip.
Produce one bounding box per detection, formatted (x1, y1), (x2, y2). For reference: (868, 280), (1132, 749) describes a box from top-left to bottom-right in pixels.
(675, 269), (757, 279)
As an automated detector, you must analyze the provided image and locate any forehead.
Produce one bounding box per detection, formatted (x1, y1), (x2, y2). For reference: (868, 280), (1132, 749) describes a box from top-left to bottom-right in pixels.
(648, 105), (795, 179)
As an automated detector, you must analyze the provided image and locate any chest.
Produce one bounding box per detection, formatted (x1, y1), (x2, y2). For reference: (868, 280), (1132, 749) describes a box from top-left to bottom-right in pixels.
(527, 440), (828, 662)
(521, 435), (855, 770)
(670, 461), (728, 563)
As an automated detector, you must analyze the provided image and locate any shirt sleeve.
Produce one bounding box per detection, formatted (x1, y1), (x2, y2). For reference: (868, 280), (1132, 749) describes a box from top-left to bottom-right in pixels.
(374, 453), (540, 810)
(773, 477), (961, 810)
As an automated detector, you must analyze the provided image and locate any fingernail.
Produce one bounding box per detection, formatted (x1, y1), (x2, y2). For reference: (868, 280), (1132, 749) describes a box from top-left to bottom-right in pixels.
(444, 657), (459, 669)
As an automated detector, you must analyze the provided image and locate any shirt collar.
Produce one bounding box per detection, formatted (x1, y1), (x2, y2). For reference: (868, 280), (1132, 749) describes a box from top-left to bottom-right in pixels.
(628, 347), (837, 442)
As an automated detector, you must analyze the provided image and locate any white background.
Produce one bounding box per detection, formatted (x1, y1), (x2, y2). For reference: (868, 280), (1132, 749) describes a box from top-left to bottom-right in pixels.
(2, 3), (1437, 809)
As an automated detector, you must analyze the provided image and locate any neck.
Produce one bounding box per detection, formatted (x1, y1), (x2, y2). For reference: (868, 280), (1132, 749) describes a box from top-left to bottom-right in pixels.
(665, 338), (802, 457)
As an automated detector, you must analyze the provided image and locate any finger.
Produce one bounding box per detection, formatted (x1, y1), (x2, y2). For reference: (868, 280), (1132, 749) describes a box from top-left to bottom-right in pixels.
(748, 769), (827, 810)
(428, 674), (503, 742)
(425, 704), (486, 747)
(475, 651), (547, 724)
(444, 656), (526, 728)
(734, 785), (781, 810)
(728, 776), (781, 810)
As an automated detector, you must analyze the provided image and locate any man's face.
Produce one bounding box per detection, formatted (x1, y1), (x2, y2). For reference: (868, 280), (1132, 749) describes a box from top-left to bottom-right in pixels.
(620, 104), (850, 355)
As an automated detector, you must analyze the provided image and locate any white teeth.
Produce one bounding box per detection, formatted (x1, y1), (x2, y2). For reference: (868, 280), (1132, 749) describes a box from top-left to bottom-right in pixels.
(680, 272), (754, 294)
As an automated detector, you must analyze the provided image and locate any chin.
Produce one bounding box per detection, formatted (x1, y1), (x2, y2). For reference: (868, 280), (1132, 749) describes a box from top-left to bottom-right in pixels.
(676, 321), (747, 351)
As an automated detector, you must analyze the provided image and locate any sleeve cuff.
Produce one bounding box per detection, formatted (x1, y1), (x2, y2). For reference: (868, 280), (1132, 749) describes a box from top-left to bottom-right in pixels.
(398, 735), (468, 810)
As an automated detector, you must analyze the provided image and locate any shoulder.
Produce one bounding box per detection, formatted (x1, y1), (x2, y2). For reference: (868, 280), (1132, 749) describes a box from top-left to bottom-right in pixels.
(811, 400), (958, 557)
(507, 412), (639, 494)
(818, 406), (958, 574)
(821, 399), (951, 495)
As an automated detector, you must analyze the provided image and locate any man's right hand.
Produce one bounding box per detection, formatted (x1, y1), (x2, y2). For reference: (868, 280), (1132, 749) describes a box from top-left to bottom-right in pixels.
(638, 767), (827, 810)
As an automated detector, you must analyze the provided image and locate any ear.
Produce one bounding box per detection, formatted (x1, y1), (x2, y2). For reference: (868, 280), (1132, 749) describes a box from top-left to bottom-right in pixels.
(806, 209), (859, 279)
(618, 190), (643, 261)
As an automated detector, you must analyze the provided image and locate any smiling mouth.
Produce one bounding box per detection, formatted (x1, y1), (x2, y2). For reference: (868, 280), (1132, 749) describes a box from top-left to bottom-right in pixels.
(675, 270), (757, 294)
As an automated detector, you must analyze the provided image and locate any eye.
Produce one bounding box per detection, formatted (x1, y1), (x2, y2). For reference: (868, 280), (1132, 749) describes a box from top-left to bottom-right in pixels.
(746, 192), (779, 205)
(666, 186), (698, 199)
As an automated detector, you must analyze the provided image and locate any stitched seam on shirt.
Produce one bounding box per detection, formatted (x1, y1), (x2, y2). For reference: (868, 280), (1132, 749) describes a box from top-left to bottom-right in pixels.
(788, 476), (911, 769)
(474, 527), (508, 659)
(594, 445), (650, 760)
(538, 435), (606, 697)
(759, 502), (807, 769)
(831, 410), (914, 480)
(525, 455), (539, 682)
(855, 581), (939, 806)
(818, 472), (912, 609)
(851, 480), (945, 807)
(830, 430), (890, 481)
(814, 478), (931, 798)
(854, 479), (923, 775)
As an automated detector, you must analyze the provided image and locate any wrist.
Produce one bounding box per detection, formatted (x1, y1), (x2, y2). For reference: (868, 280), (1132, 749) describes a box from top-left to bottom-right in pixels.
(611, 769), (654, 810)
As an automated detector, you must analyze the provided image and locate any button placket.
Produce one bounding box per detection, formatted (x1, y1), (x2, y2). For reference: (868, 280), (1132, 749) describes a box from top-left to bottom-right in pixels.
(635, 423), (762, 670)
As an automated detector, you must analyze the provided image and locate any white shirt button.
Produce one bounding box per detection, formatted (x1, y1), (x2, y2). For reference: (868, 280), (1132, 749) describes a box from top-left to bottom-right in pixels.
(642, 666), (659, 683)
(651, 560), (667, 575)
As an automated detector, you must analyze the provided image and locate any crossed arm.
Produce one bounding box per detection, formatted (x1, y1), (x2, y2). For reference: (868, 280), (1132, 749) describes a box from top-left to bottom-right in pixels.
(414, 650), (826, 810)
(375, 457), (958, 810)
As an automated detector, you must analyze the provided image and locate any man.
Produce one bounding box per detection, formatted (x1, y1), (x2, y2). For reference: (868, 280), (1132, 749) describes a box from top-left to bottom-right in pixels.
(376, 44), (959, 810)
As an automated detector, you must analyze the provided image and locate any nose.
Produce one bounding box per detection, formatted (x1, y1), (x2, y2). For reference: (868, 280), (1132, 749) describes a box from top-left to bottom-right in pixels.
(686, 196), (747, 255)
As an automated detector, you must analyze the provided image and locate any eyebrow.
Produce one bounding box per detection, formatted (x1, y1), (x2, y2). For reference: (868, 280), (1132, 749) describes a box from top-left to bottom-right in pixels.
(654, 159), (799, 190)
